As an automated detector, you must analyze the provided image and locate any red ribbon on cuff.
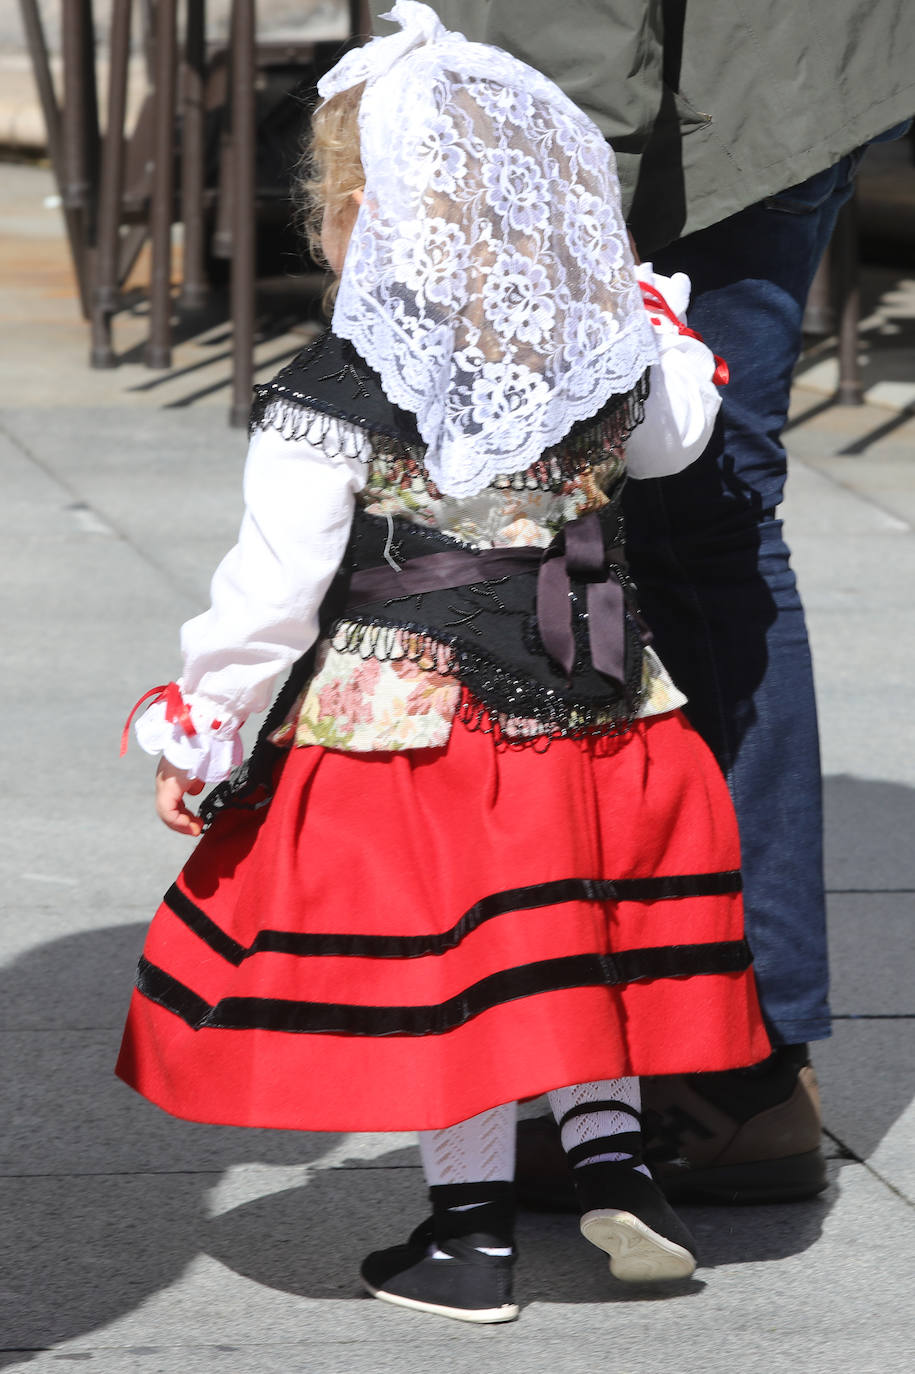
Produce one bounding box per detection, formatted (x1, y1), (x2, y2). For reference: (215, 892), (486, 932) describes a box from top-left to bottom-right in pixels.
(120, 681), (197, 757)
(640, 281), (730, 386)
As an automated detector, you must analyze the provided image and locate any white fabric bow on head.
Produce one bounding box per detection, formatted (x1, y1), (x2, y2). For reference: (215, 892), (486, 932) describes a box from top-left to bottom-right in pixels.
(319, 2), (657, 498)
(317, 2), (450, 102)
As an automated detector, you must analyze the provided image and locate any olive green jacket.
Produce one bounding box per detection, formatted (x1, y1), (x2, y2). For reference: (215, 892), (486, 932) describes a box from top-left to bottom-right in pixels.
(371, 1), (915, 253)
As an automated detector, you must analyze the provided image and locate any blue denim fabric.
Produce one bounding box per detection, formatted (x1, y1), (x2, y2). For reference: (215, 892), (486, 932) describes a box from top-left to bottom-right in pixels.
(624, 154), (861, 1044)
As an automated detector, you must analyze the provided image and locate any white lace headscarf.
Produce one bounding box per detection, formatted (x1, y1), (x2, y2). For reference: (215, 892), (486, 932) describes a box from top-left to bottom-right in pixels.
(318, 1), (657, 498)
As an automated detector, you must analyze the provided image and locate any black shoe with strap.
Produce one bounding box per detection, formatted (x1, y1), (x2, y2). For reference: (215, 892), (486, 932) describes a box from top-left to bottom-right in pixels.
(539, 1097), (697, 1280)
(573, 1159), (698, 1281)
(360, 1182), (519, 1324)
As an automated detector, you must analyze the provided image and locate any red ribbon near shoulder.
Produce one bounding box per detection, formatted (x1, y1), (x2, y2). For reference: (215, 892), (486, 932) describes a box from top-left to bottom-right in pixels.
(640, 281), (730, 386)
(120, 681), (197, 756)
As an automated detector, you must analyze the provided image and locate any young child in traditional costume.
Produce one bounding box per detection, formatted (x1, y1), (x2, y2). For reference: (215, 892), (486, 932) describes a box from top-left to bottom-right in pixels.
(117, 1), (768, 1325)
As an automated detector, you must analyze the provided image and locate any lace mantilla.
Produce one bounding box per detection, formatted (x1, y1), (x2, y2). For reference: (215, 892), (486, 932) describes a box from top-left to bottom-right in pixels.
(317, 2), (658, 498)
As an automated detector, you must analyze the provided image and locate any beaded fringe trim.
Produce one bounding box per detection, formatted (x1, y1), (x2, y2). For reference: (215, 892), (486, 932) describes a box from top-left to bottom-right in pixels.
(327, 618), (640, 744)
(250, 372), (649, 494)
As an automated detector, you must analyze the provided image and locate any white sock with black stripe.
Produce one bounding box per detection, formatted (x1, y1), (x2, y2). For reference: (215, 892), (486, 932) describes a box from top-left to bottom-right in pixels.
(548, 1078), (651, 1175)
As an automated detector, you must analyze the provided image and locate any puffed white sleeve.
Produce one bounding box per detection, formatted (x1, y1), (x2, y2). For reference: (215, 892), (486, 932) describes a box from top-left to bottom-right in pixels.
(134, 416), (368, 781)
(624, 263), (723, 480)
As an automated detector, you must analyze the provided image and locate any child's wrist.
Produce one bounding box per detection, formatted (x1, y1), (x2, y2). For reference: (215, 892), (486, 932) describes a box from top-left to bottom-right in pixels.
(135, 686), (244, 783)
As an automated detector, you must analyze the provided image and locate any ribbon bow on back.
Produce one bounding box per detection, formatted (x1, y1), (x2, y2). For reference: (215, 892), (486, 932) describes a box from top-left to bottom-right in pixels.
(537, 513), (635, 688)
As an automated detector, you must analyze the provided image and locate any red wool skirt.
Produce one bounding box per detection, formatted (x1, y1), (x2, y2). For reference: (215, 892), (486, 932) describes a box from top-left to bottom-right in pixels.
(117, 709), (770, 1132)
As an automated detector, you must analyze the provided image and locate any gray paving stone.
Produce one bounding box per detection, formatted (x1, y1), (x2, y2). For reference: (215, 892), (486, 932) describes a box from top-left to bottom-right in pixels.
(0, 922), (152, 1031)
(784, 448), (912, 534)
(823, 775), (915, 894)
(0, 1026), (346, 1176)
(1, 407), (248, 605)
(783, 457), (915, 787)
(869, 1097), (915, 1202)
(788, 402), (915, 528)
(826, 892), (915, 1014)
(814, 1019), (915, 1167)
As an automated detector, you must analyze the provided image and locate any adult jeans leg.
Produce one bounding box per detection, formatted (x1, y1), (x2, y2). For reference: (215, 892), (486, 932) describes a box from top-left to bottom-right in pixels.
(625, 158), (858, 1044)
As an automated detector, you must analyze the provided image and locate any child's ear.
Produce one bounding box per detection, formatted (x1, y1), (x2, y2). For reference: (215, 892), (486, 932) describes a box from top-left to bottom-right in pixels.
(352, 188), (365, 207)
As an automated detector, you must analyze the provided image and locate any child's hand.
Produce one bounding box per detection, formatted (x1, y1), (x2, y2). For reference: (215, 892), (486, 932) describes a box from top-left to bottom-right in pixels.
(155, 758), (206, 836)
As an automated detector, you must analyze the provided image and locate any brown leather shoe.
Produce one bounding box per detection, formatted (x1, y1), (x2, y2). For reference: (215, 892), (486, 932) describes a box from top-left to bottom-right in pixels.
(516, 1047), (828, 1210)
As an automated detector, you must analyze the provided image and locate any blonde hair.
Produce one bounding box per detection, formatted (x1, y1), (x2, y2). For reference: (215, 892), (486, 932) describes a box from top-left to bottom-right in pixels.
(299, 83), (366, 303)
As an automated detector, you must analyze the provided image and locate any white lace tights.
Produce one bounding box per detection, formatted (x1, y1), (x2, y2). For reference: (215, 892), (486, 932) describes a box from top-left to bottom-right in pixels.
(418, 1078), (644, 1188)
(418, 1103), (517, 1186)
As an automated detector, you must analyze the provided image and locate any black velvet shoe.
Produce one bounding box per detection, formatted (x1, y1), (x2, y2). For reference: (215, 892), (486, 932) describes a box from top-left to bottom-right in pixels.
(573, 1161), (698, 1282)
(360, 1218), (519, 1324)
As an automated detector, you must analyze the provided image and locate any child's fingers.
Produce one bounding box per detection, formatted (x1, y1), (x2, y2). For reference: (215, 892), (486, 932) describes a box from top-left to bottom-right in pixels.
(156, 783), (203, 836)
(155, 764), (204, 836)
(160, 802), (203, 837)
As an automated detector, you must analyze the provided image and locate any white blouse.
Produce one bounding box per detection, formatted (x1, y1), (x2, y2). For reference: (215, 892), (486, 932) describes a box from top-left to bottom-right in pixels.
(135, 267), (721, 780)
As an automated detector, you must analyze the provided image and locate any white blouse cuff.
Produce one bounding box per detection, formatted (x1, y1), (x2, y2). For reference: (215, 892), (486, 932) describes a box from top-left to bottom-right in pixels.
(134, 688), (245, 783)
(626, 262), (722, 479)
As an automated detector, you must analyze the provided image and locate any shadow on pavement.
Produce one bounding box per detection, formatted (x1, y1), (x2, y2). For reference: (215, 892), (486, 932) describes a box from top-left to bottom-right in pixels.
(203, 1169), (710, 1308)
(796, 263), (915, 406)
(0, 923), (342, 1366)
(202, 1157), (835, 1314)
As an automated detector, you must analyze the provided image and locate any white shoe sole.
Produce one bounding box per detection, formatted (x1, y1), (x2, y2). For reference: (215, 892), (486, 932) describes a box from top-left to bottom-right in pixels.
(580, 1209), (697, 1282)
(362, 1276), (519, 1324)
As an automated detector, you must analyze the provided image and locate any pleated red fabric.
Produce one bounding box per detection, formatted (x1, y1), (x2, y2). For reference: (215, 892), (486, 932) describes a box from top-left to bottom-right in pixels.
(117, 709), (770, 1131)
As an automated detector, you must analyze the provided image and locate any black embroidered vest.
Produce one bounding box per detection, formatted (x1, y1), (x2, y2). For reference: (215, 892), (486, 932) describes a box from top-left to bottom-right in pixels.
(201, 331), (650, 823)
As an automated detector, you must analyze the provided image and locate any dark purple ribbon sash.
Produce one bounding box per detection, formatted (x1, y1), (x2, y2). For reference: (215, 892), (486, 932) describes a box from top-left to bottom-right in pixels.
(345, 512), (631, 688)
(537, 518), (628, 683)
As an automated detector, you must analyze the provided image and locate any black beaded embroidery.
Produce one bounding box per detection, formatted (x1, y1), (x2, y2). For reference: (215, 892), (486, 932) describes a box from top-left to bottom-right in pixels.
(250, 329), (649, 494)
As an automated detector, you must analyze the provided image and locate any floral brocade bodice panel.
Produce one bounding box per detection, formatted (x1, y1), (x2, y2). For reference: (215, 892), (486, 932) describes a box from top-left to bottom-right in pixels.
(357, 447), (626, 548)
